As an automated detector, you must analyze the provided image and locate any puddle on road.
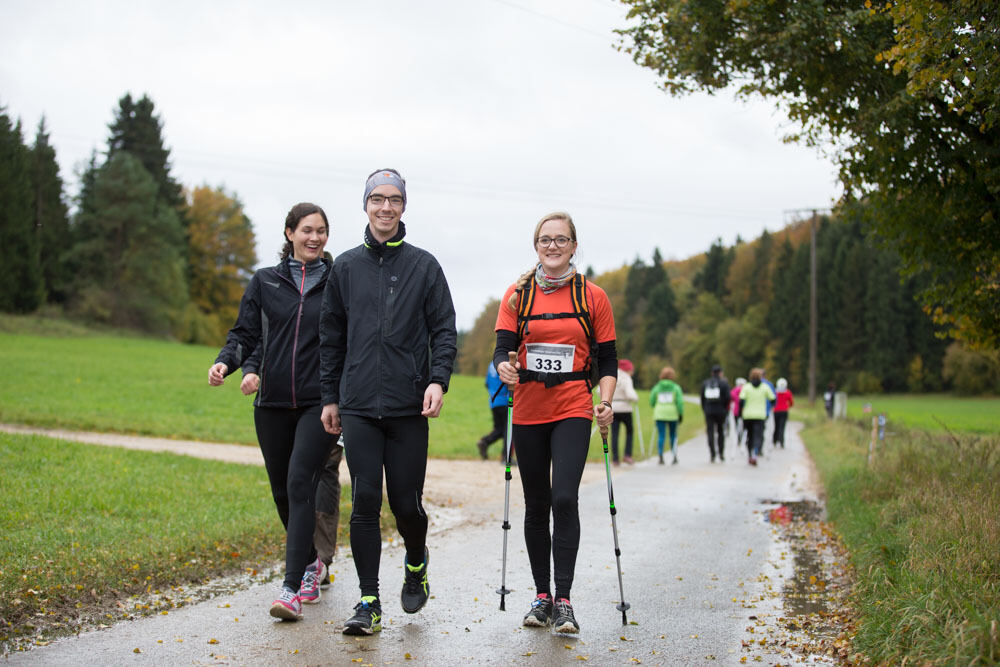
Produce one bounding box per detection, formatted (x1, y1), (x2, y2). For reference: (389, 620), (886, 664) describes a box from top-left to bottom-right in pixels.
(749, 499), (854, 663)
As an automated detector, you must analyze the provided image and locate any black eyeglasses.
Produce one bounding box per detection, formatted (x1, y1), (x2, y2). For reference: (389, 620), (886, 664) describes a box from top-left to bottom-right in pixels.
(368, 194), (404, 207)
(536, 235), (572, 248)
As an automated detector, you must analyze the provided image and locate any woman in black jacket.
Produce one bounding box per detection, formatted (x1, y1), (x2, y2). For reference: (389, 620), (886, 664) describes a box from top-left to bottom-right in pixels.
(208, 202), (337, 621)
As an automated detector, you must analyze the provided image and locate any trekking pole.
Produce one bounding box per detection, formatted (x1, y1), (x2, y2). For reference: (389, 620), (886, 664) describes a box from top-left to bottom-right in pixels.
(634, 403), (645, 458)
(497, 351), (517, 610)
(600, 422), (630, 625)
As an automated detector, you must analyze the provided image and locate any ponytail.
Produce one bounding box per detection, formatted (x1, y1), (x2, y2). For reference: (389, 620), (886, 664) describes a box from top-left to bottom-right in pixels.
(507, 267), (536, 310)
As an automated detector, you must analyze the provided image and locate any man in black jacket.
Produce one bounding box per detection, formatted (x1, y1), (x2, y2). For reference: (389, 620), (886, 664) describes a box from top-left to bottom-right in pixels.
(700, 364), (731, 462)
(320, 168), (457, 636)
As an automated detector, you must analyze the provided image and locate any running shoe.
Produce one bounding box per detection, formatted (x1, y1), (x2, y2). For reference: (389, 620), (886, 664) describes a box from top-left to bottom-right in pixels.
(320, 561), (332, 588)
(552, 597), (580, 634)
(477, 439), (488, 460)
(343, 596), (382, 635)
(400, 546), (429, 613)
(522, 593), (553, 627)
(623, 456), (634, 464)
(269, 586), (303, 621)
(300, 557), (325, 604)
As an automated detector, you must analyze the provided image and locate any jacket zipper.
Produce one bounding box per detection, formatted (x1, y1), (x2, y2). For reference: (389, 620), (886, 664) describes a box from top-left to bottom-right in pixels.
(377, 256), (384, 419)
(290, 264), (307, 408)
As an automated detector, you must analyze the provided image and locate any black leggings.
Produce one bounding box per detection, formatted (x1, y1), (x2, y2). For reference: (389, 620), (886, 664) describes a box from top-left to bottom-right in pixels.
(773, 411), (789, 446)
(705, 411), (727, 457)
(610, 412), (633, 461)
(513, 418), (591, 601)
(341, 414), (429, 600)
(745, 418), (765, 457)
(254, 405), (335, 591)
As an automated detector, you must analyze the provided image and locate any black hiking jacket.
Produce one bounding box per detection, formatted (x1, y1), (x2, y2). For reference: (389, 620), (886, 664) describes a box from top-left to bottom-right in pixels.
(319, 241), (457, 418)
(214, 257), (331, 408)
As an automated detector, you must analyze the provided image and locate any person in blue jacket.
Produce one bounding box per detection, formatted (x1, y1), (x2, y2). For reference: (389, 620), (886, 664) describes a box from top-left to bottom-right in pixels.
(477, 362), (512, 462)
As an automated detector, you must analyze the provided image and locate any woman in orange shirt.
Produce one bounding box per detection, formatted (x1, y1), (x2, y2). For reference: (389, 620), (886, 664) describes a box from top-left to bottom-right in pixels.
(494, 211), (617, 634)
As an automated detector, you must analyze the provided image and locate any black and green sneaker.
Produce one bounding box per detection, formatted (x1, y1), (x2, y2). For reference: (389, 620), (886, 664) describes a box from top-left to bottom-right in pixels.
(400, 547), (429, 613)
(342, 596), (382, 635)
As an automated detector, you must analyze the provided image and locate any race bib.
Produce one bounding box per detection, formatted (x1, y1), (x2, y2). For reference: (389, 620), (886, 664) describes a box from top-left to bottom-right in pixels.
(525, 343), (575, 373)
(657, 392), (673, 404)
(704, 386), (721, 400)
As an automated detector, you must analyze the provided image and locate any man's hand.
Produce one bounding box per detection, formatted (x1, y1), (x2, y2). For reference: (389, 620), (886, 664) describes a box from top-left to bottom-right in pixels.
(321, 403), (342, 435)
(421, 383), (444, 418)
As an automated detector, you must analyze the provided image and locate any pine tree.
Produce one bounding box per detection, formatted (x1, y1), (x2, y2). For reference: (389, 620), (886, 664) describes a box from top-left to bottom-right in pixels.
(106, 93), (184, 211)
(67, 152), (187, 334)
(29, 118), (70, 303)
(692, 238), (730, 299)
(0, 108), (42, 312)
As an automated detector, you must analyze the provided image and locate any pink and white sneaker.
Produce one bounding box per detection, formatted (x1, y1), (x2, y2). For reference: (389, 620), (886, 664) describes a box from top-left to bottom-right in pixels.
(269, 586), (303, 620)
(300, 557), (326, 604)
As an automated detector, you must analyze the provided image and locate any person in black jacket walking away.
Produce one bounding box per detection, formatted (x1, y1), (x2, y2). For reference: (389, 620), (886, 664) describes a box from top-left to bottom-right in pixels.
(700, 364), (731, 462)
(320, 168), (457, 636)
(208, 203), (339, 621)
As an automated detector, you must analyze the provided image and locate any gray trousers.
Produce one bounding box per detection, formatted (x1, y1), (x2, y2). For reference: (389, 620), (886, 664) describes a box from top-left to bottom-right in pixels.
(314, 443), (343, 565)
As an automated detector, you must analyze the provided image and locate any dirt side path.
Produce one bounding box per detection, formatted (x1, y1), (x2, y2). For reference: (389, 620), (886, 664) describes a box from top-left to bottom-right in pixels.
(0, 423), (608, 530)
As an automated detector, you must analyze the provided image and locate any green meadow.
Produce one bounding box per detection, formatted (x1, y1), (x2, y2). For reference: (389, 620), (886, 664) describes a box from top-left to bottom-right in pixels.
(0, 327), (702, 461)
(846, 393), (999, 435)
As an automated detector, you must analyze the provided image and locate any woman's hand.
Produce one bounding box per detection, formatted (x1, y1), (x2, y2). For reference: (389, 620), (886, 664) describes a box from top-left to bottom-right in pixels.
(240, 373), (260, 395)
(208, 363), (228, 386)
(595, 400), (614, 428)
(497, 360), (520, 387)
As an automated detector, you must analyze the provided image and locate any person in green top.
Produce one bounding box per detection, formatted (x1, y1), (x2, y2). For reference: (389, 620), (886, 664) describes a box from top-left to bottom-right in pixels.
(738, 368), (776, 466)
(649, 366), (684, 465)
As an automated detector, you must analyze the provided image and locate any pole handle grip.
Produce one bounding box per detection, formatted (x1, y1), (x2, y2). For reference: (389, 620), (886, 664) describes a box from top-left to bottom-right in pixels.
(506, 351), (518, 390)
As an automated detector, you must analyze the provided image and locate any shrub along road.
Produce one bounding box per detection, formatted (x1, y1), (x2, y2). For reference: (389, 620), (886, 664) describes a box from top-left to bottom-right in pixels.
(4, 422), (845, 665)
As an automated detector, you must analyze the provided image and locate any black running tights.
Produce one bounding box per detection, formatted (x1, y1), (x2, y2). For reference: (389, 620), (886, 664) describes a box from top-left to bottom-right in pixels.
(254, 405), (335, 591)
(513, 418), (591, 601)
(341, 414), (429, 600)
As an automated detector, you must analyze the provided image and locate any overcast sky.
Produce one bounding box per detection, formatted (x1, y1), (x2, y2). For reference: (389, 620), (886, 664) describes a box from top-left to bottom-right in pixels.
(1, 0), (841, 331)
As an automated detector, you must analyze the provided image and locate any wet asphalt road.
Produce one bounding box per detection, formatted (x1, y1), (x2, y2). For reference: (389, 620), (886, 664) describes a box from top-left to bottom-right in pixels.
(11, 422), (819, 666)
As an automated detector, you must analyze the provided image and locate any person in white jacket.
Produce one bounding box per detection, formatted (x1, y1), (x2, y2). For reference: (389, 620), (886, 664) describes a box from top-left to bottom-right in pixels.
(610, 359), (639, 464)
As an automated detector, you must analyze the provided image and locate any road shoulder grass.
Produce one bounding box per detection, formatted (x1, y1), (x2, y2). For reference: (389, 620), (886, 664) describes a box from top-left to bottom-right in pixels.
(801, 416), (999, 664)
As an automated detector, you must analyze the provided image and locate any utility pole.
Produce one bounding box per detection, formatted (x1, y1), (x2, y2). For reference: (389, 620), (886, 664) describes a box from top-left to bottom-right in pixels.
(809, 212), (818, 405)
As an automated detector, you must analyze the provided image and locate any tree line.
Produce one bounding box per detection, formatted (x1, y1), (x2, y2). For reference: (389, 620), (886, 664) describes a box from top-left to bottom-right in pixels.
(0, 93), (257, 344)
(457, 208), (999, 395)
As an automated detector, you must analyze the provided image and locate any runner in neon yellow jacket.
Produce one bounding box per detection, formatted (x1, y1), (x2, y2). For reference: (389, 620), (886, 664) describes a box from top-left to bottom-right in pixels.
(738, 368), (775, 465)
(649, 366), (684, 464)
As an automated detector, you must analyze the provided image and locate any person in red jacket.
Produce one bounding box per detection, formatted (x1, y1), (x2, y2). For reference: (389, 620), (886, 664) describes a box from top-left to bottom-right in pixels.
(772, 378), (794, 448)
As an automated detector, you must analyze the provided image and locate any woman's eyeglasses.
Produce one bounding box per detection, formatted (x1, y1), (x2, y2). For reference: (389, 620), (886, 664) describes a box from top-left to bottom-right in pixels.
(536, 235), (572, 248)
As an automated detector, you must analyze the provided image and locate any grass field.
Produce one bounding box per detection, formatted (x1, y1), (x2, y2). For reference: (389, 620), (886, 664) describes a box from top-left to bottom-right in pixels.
(0, 431), (287, 647)
(801, 416), (1000, 664)
(0, 326), (702, 462)
(847, 393), (999, 435)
